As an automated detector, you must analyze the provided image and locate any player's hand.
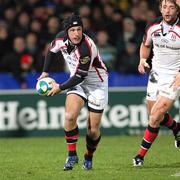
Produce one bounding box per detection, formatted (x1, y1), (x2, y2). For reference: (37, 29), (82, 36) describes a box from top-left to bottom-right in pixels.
(47, 81), (61, 96)
(138, 58), (150, 74)
(170, 72), (180, 91)
(37, 72), (49, 80)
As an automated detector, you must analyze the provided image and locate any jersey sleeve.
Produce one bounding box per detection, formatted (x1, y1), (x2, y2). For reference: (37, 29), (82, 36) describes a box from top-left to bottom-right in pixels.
(142, 23), (153, 46)
(142, 17), (162, 46)
(49, 31), (66, 53)
(43, 31), (65, 72)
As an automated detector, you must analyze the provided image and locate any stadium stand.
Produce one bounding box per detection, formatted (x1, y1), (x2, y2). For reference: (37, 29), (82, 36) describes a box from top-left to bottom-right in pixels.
(0, 0), (158, 89)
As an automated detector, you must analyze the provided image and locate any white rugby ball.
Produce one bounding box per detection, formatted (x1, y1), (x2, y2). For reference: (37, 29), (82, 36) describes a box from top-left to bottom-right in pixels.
(36, 77), (54, 96)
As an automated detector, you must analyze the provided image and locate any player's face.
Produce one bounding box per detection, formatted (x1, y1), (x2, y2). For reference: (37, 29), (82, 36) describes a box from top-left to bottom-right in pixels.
(68, 26), (83, 44)
(160, 0), (179, 24)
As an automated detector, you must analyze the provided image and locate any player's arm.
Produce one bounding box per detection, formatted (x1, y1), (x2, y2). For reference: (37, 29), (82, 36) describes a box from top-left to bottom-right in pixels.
(47, 37), (91, 96)
(38, 32), (65, 80)
(138, 18), (155, 74)
(47, 66), (89, 97)
(47, 55), (91, 96)
(138, 43), (151, 74)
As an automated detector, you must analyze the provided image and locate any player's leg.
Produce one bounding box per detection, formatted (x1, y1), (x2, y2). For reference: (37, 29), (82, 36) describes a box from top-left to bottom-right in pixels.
(160, 112), (180, 146)
(147, 100), (155, 114)
(133, 95), (174, 166)
(82, 110), (103, 170)
(158, 74), (180, 147)
(147, 100), (180, 146)
(82, 82), (108, 170)
(63, 93), (85, 171)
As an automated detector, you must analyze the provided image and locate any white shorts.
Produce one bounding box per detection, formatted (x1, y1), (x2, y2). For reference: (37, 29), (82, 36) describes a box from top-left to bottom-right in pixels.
(67, 79), (108, 111)
(146, 69), (180, 101)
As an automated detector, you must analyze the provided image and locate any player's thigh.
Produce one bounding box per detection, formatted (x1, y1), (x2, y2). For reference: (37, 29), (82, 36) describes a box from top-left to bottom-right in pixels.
(151, 95), (174, 116)
(65, 93), (85, 119)
(158, 72), (180, 100)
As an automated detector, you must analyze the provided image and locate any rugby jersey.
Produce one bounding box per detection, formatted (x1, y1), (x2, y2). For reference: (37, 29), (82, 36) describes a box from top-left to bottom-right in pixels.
(48, 31), (108, 85)
(143, 17), (180, 73)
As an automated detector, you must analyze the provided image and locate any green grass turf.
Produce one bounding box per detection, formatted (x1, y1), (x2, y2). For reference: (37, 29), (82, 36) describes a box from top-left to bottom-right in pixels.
(0, 135), (180, 180)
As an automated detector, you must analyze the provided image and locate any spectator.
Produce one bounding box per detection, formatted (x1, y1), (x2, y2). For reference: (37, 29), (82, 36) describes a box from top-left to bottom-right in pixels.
(3, 7), (17, 32)
(26, 32), (39, 57)
(0, 21), (12, 67)
(146, 9), (157, 23)
(116, 17), (137, 59)
(20, 54), (34, 73)
(1, 36), (33, 88)
(79, 4), (91, 18)
(14, 11), (30, 36)
(138, 0), (150, 21)
(116, 41), (139, 74)
(0, 0), (163, 87)
(43, 16), (61, 42)
(30, 18), (44, 47)
(91, 6), (106, 32)
(106, 8), (124, 46)
(129, 5), (146, 41)
(32, 2), (48, 21)
(96, 30), (117, 71)
(82, 17), (96, 41)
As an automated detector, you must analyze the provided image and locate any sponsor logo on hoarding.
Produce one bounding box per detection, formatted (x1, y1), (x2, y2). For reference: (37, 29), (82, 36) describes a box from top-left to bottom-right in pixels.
(0, 100), (149, 131)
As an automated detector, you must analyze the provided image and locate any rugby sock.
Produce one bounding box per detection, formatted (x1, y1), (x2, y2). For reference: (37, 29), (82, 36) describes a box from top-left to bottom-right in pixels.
(84, 134), (101, 161)
(160, 113), (180, 135)
(138, 125), (159, 158)
(64, 126), (79, 156)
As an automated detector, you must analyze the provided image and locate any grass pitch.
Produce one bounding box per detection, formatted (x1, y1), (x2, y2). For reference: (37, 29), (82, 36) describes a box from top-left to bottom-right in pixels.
(0, 135), (180, 180)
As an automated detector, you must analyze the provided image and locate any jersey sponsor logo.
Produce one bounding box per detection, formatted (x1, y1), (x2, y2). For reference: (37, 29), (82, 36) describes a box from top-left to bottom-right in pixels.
(80, 56), (90, 64)
(161, 39), (169, 43)
(166, 45), (180, 50)
(170, 34), (176, 41)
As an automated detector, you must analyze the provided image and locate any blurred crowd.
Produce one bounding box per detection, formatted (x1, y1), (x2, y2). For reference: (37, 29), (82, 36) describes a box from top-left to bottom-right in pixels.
(0, 0), (159, 88)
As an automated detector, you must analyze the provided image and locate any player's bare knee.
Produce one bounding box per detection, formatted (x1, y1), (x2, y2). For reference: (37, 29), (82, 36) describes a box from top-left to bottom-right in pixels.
(88, 128), (99, 138)
(149, 114), (160, 127)
(65, 112), (76, 123)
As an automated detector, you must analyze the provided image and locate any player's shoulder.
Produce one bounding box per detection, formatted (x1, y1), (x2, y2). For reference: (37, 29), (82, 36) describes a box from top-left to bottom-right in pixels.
(78, 34), (95, 57)
(83, 34), (96, 48)
(55, 31), (67, 41)
(146, 17), (162, 30)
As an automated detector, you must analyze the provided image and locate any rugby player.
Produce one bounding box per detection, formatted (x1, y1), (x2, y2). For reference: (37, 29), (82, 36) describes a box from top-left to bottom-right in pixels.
(133, 0), (180, 166)
(38, 14), (108, 170)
